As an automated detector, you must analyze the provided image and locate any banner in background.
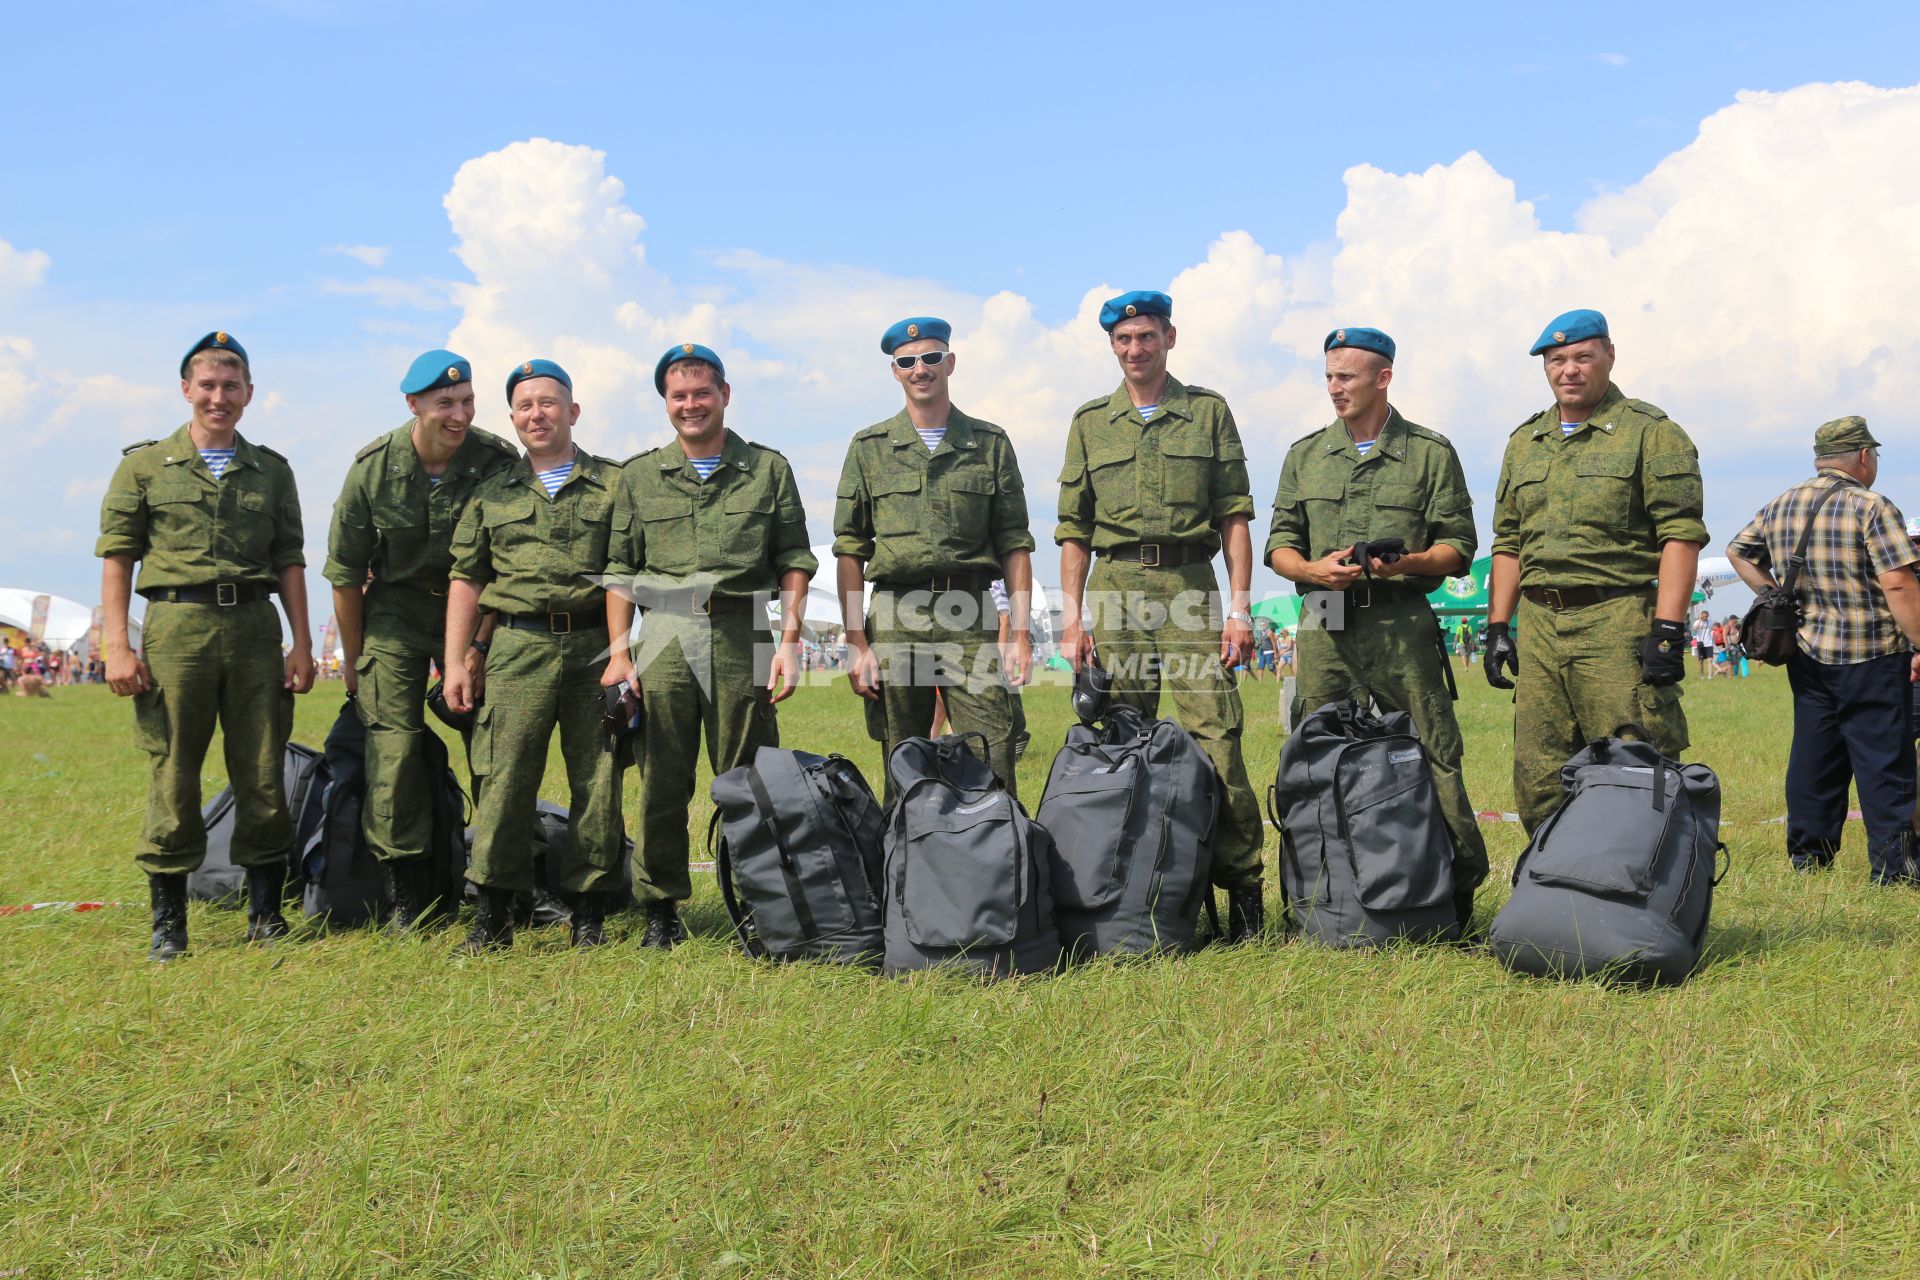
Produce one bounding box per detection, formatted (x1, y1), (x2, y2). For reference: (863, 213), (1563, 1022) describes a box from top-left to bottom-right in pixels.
(27, 594), (50, 644)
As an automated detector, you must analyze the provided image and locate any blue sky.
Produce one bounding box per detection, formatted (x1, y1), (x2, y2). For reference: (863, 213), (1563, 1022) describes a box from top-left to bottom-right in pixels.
(3, 1), (1918, 611)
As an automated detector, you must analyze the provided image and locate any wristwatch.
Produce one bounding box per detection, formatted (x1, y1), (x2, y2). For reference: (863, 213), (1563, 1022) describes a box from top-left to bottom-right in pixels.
(469, 639), (491, 656)
(1227, 610), (1253, 626)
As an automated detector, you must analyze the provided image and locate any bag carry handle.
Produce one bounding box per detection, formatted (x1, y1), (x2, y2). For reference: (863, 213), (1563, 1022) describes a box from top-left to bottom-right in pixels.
(1711, 841), (1731, 887)
(746, 766), (821, 945)
(1605, 723), (1667, 812)
(710, 810), (767, 960)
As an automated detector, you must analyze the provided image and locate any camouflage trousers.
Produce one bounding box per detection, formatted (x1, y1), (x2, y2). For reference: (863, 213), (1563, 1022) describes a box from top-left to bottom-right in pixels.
(863, 585), (1020, 805)
(630, 608), (778, 903)
(1291, 589), (1489, 896)
(1513, 590), (1690, 834)
(1083, 557), (1265, 892)
(466, 624), (626, 896)
(352, 584), (445, 864)
(129, 599), (293, 875)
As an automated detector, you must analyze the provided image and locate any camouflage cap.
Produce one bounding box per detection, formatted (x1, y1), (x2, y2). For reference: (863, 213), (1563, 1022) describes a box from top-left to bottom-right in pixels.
(1813, 415), (1880, 456)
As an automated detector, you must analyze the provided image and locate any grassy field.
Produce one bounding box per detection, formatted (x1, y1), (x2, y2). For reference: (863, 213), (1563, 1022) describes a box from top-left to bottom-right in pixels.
(3, 666), (1918, 1278)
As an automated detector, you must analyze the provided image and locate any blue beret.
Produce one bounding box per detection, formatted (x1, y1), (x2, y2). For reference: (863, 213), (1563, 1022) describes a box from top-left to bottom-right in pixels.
(881, 316), (952, 355)
(1099, 290), (1172, 333)
(400, 349), (472, 395)
(180, 330), (249, 378)
(1324, 326), (1396, 363)
(505, 358), (572, 405)
(653, 342), (726, 395)
(1529, 309), (1610, 356)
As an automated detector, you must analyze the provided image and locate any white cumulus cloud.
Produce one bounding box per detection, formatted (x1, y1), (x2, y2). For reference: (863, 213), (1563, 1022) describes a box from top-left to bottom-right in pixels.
(324, 243), (390, 267)
(0, 237), (50, 294)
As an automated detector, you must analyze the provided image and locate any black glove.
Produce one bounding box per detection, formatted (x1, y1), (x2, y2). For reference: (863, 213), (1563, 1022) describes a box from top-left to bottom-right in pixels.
(1484, 621), (1518, 690)
(601, 680), (643, 751)
(1343, 537), (1408, 571)
(1639, 619), (1689, 686)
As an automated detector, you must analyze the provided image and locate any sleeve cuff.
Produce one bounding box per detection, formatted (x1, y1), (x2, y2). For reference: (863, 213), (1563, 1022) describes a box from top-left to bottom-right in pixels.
(990, 530), (1038, 557)
(1053, 522), (1093, 545)
(830, 534), (874, 561)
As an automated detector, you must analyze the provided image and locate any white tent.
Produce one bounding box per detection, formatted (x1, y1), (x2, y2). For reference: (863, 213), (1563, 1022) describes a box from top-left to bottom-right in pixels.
(0, 589), (129, 654)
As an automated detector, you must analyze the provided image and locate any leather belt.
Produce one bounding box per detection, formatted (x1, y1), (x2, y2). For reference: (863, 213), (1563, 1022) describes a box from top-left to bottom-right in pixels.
(145, 583), (272, 606)
(384, 580), (450, 598)
(873, 571), (998, 595)
(1521, 583), (1650, 612)
(1098, 542), (1211, 568)
(500, 611), (587, 634)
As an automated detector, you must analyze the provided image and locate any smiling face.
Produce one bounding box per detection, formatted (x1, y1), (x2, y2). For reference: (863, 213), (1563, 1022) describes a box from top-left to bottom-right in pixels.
(180, 354), (253, 434)
(889, 338), (953, 407)
(1542, 337), (1616, 417)
(1108, 315), (1175, 390)
(663, 361), (730, 451)
(407, 382), (478, 451)
(1324, 347), (1392, 423)
(508, 377), (579, 455)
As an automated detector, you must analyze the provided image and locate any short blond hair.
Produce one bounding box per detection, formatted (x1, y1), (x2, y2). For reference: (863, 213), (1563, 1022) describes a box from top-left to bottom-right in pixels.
(184, 350), (250, 382)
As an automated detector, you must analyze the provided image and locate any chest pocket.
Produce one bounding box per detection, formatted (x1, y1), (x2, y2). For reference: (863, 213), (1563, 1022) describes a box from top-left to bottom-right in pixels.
(946, 469), (996, 532)
(639, 494), (697, 574)
(1086, 441), (1138, 520)
(482, 499), (538, 561)
(570, 491), (613, 563)
(1158, 429), (1214, 508)
(870, 469), (924, 536)
(1504, 458), (1552, 524)
(720, 480), (777, 563)
(1571, 450), (1639, 528)
(1369, 481), (1427, 545)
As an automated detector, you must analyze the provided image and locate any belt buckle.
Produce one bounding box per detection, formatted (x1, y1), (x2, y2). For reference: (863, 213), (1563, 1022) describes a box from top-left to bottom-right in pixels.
(695, 592), (712, 615)
(1351, 583), (1372, 609)
(549, 611), (573, 634)
(215, 582), (238, 607)
(1139, 543), (1162, 568)
(1544, 588), (1565, 611)
(430, 584), (448, 598)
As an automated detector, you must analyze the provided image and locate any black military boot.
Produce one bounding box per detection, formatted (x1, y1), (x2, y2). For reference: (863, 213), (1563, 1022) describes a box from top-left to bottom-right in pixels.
(384, 857), (429, 934)
(1453, 888), (1478, 935)
(640, 899), (686, 950)
(1226, 886), (1265, 943)
(244, 861), (290, 943)
(570, 891), (608, 948)
(456, 886), (515, 954)
(148, 873), (189, 961)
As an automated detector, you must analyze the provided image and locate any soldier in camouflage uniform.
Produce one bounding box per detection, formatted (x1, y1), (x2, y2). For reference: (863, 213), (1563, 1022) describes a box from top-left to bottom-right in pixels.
(1487, 310), (1708, 833)
(1266, 327), (1488, 927)
(324, 349), (517, 929)
(443, 359), (625, 951)
(1055, 290), (1268, 940)
(605, 343), (817, 949)
(97, 332), (316, 959)
(835, 316), (1035, 803)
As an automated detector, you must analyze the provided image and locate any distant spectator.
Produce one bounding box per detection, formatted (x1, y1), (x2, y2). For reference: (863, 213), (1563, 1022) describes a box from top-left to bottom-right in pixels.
(1692, 608), (1715, 679)
(1726, 416), (1920, 883)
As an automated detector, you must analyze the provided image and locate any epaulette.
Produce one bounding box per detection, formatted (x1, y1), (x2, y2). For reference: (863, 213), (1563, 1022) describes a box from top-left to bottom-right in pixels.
(622, 445), (664, 467)
(1406, 424), (1454, 449)
(1512, 410), (1550, 436)
(1073, 395), (1110, 418)
(854, 421), (893, 441)
(256, 444), (289, 462)
(354, 438), (385, 462)
(1183, 384), (1224, 401)
(121, 439), (158, 456)
(1288, 424), (1331, 450)
(746, 439), (789, 460)
(472, 427), (519, 454)
(1621, 397), (1671, 422)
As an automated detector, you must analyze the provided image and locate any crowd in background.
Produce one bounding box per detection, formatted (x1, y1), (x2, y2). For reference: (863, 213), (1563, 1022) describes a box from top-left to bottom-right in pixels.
(0, 637), (104, 695)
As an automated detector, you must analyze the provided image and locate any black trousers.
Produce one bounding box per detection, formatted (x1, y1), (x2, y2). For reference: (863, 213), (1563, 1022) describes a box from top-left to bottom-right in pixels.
(1785, 651), (1918, 880)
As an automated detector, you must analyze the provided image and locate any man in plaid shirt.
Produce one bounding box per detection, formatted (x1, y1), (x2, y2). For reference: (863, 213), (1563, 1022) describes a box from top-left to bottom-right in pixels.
(1727, 416), (1920, 883)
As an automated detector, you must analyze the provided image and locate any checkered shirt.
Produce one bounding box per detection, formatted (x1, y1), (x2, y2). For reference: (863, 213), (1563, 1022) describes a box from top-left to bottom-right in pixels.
(1727, 470), (1919, 665)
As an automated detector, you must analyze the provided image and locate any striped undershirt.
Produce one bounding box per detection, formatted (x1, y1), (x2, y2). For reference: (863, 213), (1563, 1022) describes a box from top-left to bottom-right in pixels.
(1137, 404), (1159, 421)
(688, 455), (723, 479)
(1354, 439), (1376, 456)
(199, 447), (236, 478)
(534, 460), (574, 497)
(1561, 421), (1582, 436)
(916, 427), (945, 450)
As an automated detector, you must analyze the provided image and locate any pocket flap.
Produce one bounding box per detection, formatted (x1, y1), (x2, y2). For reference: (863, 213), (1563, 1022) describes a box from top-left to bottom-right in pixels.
(1574, 452), (1638, 480)
(1371, 483), (1423, 509)
(1087, 443), (1135, 471)
(483, 500), (536, 528)
(1160, 431), (1215, 459)
(639, 496), (696, 522)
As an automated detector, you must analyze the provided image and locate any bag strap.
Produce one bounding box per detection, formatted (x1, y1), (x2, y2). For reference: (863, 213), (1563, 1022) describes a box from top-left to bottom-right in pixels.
(711, 810), (766, 959)
(1780, 476), (1856, 595)
(746, 766), (820, 944)
(1430, 606), (1459, 703)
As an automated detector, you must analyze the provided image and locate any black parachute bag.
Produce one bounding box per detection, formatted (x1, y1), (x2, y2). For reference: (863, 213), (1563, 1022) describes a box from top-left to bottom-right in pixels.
(186, 740), (327, 904)
(1039, 705), (1219, 959)
(1489, 728), (1727, 987)
(882, 733), (1062, 979)
(303, 696), (470, 927)
(1273, 700), (1459, 948)
(709, 747), (887, 965)
(471, 800), (637, 926)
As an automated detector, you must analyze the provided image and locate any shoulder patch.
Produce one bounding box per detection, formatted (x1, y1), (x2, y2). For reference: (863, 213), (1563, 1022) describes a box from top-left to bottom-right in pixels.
(120, 438), (159, 456)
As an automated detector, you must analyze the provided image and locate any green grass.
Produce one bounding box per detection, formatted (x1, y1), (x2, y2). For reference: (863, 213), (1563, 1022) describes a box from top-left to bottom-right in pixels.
(3, 666), (1918, 1277)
